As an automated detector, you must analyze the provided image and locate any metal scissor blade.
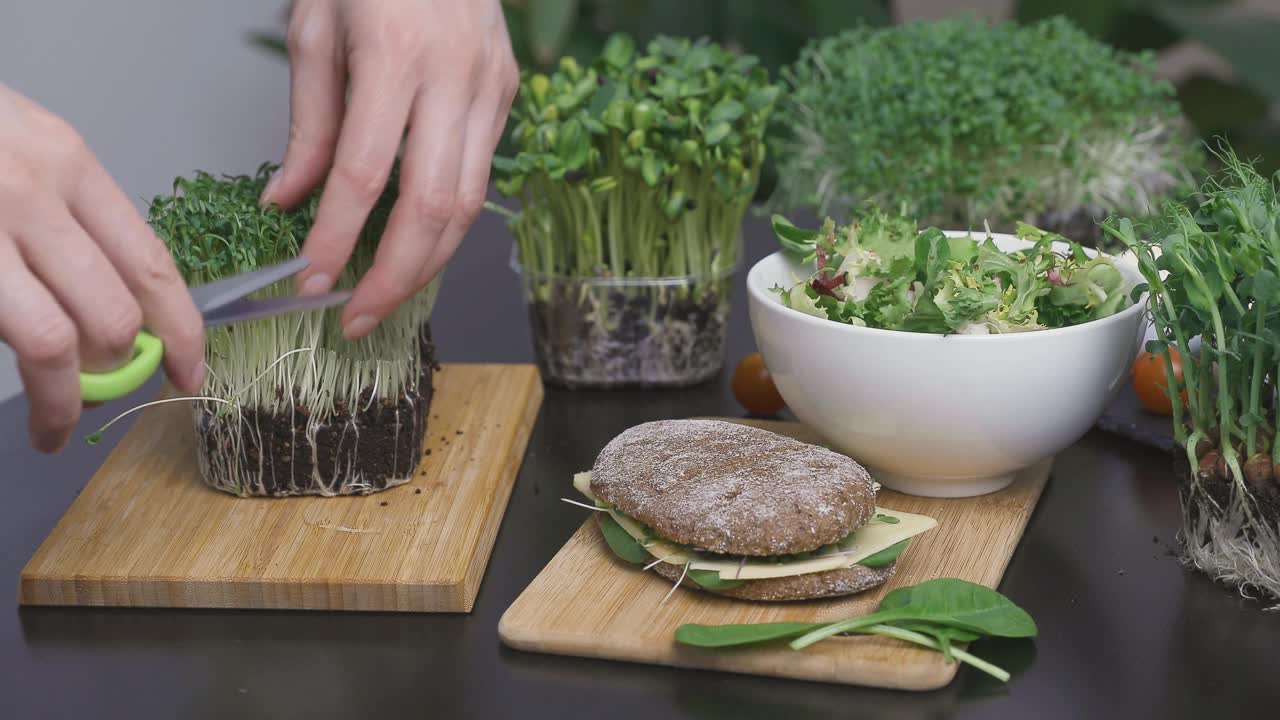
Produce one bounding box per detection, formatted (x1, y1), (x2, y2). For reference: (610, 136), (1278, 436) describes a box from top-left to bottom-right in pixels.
(202, 291), (351, 328)
(188, 256), (312, 313)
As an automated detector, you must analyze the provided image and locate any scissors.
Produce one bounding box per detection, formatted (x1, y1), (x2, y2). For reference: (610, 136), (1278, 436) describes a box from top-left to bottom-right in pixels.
(79, 256), (351, 402)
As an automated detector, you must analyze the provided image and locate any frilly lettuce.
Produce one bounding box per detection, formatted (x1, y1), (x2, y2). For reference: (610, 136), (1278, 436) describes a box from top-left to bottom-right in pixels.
(771, 210), (1132, 334)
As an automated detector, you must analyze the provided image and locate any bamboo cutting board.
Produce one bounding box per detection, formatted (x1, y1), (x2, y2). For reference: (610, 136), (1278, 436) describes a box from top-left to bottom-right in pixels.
(499, 418), (1049, 691)
(19, 363), (543, 613)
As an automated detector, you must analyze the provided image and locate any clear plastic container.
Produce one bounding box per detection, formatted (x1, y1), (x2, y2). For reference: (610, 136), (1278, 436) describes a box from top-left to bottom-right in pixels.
(512, 252), (737, 388)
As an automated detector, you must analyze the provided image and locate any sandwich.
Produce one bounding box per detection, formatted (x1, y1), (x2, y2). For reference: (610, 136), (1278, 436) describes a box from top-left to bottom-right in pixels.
(572, 419), (937, 601)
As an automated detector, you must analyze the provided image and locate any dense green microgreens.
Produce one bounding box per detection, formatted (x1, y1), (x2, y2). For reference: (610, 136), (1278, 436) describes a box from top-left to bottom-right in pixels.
(146, 163), (440, 414)
(674, 578), (1038, 682)
(490, 33), (780, 281)
(771, 209), (1132, 334)
(769, 16), (1203, 242)
(1105, 146), (1280, 600)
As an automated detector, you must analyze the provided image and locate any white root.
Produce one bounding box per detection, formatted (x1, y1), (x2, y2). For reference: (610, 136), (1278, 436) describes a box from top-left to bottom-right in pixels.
(560, 498), (607, 511)
(660, 562), (690, 605)
(1180, 480), (1280, 607)
(188, 275), (439, 497)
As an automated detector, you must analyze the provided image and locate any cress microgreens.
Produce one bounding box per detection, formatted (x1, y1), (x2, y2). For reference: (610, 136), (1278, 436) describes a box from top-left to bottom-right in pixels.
(675, 578), (1037, 682)
(770, 208), (1132, 334)
(1104, 145), (1280, 601)
(97, 164), (441, 495)
(767, 16), (1203, 247)
(147, 163), (440, 415)
(489, 33), (779, 284)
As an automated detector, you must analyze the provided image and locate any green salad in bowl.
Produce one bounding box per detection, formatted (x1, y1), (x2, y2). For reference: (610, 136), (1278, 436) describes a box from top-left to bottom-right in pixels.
(770, 211), (1133, 335)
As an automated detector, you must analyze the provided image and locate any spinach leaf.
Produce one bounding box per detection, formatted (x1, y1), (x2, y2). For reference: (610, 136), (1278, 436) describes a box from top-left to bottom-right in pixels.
(788, 579), (1035, 651)
(675, 621), (824, 648)
(598, 514), (651, 564)
(671, 578), (1037, 682)
(875, 579), (1038, 638)
(857, 539), (909, 567)
(688, 569), (744, 590)
(674, 578), (1033, 650)
(771, 214), (818, 257)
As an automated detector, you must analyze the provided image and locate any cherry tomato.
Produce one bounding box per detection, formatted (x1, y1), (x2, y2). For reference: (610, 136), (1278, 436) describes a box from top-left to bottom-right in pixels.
(732, 352), (786, 416)
(1133, 347), (1186, 416)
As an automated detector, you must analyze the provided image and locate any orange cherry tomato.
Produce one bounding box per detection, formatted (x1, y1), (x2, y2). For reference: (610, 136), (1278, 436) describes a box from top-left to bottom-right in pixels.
(1133, 347), (1186, 416)
(732, 352), (786, 416)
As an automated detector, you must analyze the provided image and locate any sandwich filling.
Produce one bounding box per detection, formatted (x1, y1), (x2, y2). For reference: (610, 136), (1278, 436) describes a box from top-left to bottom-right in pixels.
(574, 472), (937, 588)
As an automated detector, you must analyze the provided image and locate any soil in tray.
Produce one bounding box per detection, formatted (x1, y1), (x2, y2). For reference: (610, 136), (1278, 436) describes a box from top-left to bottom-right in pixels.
(196, 326), (438, 497)
(529, 286), (729, 387)
(1173, 450), (1280, 528)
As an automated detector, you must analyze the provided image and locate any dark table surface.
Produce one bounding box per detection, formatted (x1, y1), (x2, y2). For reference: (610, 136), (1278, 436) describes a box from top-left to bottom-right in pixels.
(3, 208), (1279, 720)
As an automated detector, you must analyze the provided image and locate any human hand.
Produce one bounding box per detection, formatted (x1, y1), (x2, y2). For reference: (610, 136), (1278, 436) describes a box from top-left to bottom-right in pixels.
(261, 0), (518, 339)
(0, 83), (206, 452)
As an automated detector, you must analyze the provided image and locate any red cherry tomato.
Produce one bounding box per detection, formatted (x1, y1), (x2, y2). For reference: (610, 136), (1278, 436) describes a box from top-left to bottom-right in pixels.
(1133, 347), (1186, 416)
(732, 352), (786, 416)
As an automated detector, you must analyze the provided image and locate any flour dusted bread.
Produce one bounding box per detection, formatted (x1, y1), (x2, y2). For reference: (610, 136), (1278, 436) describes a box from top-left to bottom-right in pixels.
(589, 419), (878, 556)
(578, 419), (932, 602)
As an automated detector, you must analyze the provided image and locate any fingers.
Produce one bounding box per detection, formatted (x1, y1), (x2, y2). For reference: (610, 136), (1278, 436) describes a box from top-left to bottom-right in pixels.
(414, 65), (516, 289)
(260, 0), (345, 210)
(69, 158), (206, 395)
(0, 236), (81, 453)
(284, 0), (519, 339)
(340, 83), (471, 338)
(296, 50), (415, 297)
(16, 211), (141, 373)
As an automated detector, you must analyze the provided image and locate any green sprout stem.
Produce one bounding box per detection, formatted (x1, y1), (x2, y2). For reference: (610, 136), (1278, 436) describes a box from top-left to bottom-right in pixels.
(1249, 302), (1266, 457)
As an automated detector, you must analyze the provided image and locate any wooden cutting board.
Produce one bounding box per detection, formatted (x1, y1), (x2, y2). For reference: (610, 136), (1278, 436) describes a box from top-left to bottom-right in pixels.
(19, 363), (543, 613)
(499, 418), (1049, 691)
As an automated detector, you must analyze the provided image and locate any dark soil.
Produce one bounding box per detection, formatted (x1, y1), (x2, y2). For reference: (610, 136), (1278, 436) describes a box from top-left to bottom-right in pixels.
(195, 324), (437, 497)
(1172, 448), (1280, 529)
(528, 282), (729, 388)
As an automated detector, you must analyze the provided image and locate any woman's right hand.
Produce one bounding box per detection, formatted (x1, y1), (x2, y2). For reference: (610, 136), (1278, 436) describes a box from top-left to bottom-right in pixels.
(0, 83), (206, 453)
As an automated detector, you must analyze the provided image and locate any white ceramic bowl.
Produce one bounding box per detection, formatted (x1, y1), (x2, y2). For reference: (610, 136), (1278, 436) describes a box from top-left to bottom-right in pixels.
(747, 231), (1147, 498)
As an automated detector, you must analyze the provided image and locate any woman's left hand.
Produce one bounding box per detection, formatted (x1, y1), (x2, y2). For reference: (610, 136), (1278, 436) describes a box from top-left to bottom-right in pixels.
(262, 0), (518, 339)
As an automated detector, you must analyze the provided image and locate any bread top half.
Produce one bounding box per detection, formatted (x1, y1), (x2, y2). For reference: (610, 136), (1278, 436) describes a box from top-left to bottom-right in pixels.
(590, 419), (877, 556)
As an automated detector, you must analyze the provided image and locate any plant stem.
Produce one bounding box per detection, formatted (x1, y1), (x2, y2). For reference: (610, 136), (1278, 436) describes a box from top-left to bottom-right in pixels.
(790, 612), (903, 649)
(1248, 303), (1266, 457)
(860, 625), (1011, 682)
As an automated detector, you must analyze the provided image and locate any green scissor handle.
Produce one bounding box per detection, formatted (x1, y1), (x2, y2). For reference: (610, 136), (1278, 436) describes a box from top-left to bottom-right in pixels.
(79, 331), (165, 402)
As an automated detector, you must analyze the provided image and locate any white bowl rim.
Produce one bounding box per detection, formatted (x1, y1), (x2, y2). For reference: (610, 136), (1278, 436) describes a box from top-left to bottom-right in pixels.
(747, 230), (1147, 343)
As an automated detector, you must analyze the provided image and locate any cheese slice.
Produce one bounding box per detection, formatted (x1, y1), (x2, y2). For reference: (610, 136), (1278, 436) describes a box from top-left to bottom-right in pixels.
(574, 472), (693, 564)
(573, 472), (936, 580)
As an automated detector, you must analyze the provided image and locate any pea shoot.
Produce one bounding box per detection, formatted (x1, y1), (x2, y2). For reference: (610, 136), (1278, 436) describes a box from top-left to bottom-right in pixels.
(1106, 145), (1280, 602)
